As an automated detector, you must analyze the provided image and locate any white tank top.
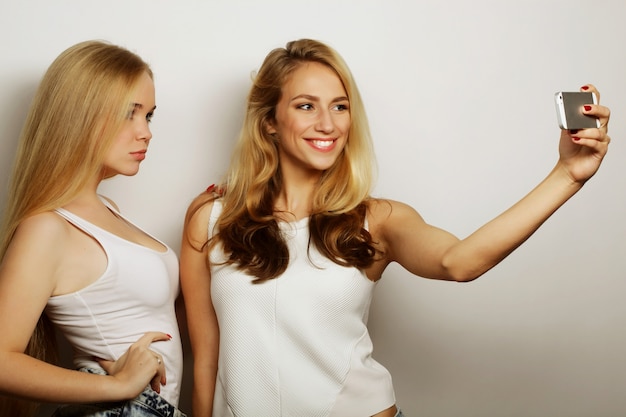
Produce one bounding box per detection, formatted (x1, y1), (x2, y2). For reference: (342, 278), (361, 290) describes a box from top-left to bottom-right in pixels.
(45, 204), (183, 406)
(210, 200), (395, 416)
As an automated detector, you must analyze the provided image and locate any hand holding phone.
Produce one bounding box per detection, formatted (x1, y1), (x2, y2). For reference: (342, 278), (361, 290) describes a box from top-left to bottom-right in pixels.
(554, 91), (600, 130)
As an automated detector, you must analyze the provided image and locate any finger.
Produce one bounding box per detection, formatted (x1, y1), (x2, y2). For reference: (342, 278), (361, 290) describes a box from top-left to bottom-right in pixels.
(156, 354), (167, 386)
(581, 83), (600, 102)
(568, 130), (611, 149)
(580, 104), (610, 133)
(581, 104), (610, 117)
(577, 84), (607, 127)
(150, 374), (161, 393)
(150, 354), (166, 392)
(132, 332), (173, 348)
(97, 358), (114, 374)
(570, 135), (611, 151)
(149, 352), (166, 381)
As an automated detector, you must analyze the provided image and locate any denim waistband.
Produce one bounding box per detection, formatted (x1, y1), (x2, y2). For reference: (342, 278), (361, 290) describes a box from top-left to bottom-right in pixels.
(52, 368), (186, 417)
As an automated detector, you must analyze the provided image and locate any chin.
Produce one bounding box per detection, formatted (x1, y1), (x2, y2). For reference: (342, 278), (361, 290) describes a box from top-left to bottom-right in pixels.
(314, 159), (341, 171)
(103, 168), (141, 179)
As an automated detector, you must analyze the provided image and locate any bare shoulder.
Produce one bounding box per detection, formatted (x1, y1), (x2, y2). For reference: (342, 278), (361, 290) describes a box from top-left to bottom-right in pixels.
(183, 193), (217, 251)
(14, 211), (71, 247)
(1, 211), (70, 292)
(0, 212), (69, 348)
(366, 198), (426, 231)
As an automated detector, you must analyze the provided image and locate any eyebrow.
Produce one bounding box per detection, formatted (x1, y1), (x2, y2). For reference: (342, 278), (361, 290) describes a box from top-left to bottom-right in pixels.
(130, 103), (157, 112)
(290, 94), (348, 103)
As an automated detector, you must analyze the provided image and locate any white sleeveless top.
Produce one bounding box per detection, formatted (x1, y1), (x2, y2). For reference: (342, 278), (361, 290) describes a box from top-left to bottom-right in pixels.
(45, 203), (183, 406)
(210, 200), (395, 417)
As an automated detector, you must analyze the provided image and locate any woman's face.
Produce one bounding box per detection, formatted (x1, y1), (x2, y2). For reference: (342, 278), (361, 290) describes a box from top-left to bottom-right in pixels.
(102, 71), (156, 178)
(268, 62), (350, 178)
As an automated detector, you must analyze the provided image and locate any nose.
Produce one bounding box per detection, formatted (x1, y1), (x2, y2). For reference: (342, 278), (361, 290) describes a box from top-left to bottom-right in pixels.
(137, 120), (152, 142)
(315, 109), (334, 133)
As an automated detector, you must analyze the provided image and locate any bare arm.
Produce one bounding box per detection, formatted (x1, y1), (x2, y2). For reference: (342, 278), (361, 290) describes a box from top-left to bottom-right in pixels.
(376, 84), (610, 282)
(0, 212), (168, 403)
(180, 197), (219, 417)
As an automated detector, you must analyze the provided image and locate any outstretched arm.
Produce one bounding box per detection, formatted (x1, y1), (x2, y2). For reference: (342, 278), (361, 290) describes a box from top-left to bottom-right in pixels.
(376, 84), (610, 282)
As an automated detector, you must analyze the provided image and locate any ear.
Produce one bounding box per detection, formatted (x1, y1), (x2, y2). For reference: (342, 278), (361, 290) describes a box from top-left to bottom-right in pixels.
(265, 121), (277, 136)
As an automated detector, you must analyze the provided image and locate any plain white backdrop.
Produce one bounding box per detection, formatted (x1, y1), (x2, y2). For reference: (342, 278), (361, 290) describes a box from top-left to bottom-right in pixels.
(1, 1), (625, 416)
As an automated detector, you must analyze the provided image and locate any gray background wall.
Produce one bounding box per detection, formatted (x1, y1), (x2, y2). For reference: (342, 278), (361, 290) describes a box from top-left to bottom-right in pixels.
(1, 1), (625, 416)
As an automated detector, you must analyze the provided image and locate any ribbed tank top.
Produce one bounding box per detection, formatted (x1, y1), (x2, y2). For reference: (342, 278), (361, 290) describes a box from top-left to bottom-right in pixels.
(209, 200), (395, 417)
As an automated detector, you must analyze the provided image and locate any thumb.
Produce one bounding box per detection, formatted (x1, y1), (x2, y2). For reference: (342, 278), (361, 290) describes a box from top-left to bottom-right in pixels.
(96, 357), (114, 375)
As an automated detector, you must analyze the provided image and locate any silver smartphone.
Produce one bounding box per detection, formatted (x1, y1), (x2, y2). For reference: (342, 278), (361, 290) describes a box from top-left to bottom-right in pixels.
(554, 91), (600, 130)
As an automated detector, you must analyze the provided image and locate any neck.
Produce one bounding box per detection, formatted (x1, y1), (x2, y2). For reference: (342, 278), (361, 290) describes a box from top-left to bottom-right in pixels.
(63, 174), (105, 211)
(274, 177), (319, 222)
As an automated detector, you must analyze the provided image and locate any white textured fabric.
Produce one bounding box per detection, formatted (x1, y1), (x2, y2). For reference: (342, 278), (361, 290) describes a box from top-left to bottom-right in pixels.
(210, 200), (395, 417)
(45, 204), (183, 406)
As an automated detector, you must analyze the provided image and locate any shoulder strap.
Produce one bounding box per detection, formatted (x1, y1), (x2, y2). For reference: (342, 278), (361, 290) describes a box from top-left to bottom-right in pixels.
(54, 208), (97, 239)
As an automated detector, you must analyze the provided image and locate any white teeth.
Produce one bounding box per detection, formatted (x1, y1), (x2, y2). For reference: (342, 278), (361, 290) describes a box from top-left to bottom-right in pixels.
(311, 140), (333, 148)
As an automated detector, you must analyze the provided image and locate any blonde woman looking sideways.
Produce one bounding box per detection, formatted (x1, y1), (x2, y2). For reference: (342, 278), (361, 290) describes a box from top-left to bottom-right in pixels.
(181, 39), (610, 417)
(0, 41), (185, 417)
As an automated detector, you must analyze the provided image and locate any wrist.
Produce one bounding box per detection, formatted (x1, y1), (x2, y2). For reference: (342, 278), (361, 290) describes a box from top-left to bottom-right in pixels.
(99, 374), (136, 402)
(552, 161), (585, 191)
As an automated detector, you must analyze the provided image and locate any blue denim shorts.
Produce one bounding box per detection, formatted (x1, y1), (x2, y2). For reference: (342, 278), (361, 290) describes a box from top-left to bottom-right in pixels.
(51, 368), (186, 417)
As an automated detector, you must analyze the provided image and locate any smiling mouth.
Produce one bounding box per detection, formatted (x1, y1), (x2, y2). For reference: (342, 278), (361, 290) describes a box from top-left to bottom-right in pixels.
(308, 139), (335, 149)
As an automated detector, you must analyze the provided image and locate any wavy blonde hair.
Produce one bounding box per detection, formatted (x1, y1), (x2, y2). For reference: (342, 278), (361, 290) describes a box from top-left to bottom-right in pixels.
(210, 39), (378, 281)
(0, 40), (152, 417)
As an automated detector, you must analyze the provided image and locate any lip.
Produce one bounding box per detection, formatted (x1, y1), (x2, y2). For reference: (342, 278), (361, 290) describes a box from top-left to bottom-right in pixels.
(305, 138), (337, 152)
(130, 150), (147, 161)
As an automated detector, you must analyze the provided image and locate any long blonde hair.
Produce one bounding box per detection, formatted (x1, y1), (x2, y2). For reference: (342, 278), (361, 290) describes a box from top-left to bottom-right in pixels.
(211, 39), (378, 281)
(0, 40), (152, 417)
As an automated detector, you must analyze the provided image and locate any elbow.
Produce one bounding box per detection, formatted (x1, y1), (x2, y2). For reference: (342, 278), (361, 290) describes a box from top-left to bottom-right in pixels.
(447, 269), (481, 283)
(452, 273), (481, 283)
(441, 254), (486, 283)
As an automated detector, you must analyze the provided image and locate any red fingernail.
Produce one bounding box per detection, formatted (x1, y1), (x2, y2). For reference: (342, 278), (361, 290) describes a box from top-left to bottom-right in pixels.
(167, 334), (172, 339)
(206, 184), (215, 193)
(584, 105), (592, 111)
(572, 137), (580, 141)
(581, 85), (589, 90)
